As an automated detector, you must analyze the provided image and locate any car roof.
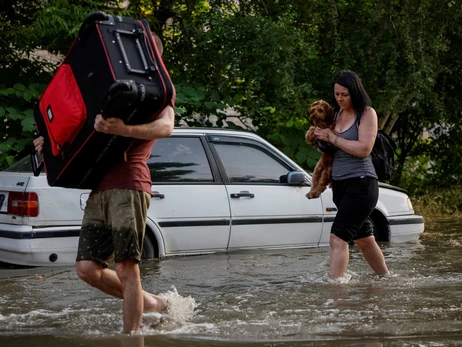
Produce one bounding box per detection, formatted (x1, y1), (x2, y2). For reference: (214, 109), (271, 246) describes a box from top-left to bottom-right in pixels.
(172, 127), (262, 139)
(172, 127), (252, 134)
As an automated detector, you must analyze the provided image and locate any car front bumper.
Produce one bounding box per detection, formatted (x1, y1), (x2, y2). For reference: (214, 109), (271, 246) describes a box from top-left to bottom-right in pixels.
(387, 215), (425, 243)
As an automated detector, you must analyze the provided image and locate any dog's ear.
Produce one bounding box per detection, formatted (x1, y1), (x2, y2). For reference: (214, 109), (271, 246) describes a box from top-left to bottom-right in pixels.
(323, 103), (335, 124)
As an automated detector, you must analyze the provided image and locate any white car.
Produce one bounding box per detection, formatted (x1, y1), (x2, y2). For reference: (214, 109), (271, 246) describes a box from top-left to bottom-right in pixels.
(0, 128), (424, 267)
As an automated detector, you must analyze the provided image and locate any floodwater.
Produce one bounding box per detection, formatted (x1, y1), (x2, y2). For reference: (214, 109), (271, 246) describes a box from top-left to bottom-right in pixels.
(0, 220), (461, 347)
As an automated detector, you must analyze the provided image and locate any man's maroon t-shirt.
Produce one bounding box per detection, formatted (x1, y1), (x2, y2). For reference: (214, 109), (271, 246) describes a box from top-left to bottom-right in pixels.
(93, 138), (156, 196)
(93, 87), (175, 196)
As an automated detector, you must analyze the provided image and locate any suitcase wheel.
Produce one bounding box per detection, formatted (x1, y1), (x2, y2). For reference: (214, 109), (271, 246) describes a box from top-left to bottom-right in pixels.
(79, 11), (110, 41)
(108, 81), (134, 96)
(101, 81), (139, 118)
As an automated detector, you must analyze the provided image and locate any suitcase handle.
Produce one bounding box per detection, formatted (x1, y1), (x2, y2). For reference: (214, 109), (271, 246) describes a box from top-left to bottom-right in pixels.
(31, 150), (44, 177)
(114, 28), (154, 76)
(79, 11), (110, 41)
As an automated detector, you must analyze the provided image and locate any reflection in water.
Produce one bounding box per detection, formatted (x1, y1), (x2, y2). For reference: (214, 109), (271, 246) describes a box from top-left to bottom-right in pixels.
(0, 220), (461, 346)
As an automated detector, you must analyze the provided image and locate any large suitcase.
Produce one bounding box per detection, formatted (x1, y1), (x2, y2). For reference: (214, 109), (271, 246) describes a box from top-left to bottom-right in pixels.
(32, 11), (175, 189)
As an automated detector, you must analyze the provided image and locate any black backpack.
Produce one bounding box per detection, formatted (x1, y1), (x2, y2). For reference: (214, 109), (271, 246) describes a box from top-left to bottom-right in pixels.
(371, 130), (397, 181)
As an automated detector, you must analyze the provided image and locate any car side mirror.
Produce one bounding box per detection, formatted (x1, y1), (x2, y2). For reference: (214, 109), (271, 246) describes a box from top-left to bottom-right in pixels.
(286, 171), (307, 186)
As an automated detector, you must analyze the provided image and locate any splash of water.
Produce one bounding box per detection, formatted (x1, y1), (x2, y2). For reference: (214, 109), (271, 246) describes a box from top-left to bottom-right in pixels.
(301, 271), (355, 284)
(161, 286), (197, 322)
(325, 272), (353, 284)
(141, 285), (197, 332)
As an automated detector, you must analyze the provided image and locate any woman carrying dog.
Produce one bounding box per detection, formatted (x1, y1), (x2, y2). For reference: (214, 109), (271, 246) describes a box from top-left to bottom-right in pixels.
(313, 70), (390, 279)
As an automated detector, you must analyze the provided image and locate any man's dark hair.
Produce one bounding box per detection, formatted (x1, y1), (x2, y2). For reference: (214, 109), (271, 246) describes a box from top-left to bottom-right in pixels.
(151, 32), (163, 56)
(331, 70), (371, 124)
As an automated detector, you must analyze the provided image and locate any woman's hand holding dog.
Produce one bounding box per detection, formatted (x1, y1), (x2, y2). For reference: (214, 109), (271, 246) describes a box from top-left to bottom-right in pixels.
(314, 127), (334, 143)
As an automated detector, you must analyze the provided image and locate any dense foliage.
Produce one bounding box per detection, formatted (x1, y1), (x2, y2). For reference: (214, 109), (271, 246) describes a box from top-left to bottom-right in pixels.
(1, 0), (461, 195)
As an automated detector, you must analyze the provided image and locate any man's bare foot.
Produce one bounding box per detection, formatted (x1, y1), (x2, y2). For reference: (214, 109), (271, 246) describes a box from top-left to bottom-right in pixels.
(143, 293), (167, 312)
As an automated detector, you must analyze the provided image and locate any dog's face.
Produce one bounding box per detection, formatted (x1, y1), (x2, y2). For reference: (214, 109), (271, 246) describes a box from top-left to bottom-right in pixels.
(309, 100), (334, 125)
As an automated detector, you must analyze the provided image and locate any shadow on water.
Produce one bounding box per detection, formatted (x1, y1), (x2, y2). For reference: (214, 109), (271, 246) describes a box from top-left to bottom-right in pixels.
(0, 220), (461, 346)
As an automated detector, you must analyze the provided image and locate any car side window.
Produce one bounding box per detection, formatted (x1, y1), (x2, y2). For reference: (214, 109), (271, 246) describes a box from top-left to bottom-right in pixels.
(213, 142), (290, 183)
(147, 137), (214, 183)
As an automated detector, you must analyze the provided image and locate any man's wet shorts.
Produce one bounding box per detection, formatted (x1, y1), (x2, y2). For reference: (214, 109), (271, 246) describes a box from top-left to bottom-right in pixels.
(76, 189), (151, 267)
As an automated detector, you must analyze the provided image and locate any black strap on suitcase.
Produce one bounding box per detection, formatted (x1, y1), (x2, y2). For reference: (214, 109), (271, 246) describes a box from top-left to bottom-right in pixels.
(32, 11), (175, 189)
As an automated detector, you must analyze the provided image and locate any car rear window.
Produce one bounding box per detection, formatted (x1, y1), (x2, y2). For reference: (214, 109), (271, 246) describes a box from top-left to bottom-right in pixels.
(3, 156), (33, 173)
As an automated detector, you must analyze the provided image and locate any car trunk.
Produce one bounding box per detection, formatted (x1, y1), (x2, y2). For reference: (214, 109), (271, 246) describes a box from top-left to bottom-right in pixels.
(0, 156), (87, 227)
(0, 156), (88, 266)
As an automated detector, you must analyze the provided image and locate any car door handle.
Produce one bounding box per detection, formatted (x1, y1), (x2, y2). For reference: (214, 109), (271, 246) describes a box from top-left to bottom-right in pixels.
(152, 191), (165, 199)
(230, 191), (255, 199)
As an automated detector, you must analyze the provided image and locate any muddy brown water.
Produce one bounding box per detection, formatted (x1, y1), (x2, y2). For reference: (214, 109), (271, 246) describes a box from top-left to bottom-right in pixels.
(0, 220), (461, 347)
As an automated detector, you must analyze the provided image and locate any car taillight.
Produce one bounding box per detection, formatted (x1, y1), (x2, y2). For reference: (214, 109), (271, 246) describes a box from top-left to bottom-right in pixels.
(8, 192), (39, 217)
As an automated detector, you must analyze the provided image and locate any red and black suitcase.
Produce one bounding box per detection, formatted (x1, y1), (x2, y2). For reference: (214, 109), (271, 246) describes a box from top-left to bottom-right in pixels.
(32, 11), (175, 189)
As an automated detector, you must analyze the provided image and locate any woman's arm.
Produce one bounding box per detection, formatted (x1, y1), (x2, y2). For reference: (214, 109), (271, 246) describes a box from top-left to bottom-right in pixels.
(314, 107), (378, 158)
(94, 105), (175, 140)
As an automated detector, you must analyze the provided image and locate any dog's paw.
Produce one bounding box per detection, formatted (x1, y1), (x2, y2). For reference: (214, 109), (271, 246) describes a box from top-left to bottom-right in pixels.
(306, 191), (320, 199)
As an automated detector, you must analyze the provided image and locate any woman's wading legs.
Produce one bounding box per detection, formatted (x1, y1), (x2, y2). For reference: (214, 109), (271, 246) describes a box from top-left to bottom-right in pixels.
(329, 234), (350, 279)
(355, 236), (390, 276)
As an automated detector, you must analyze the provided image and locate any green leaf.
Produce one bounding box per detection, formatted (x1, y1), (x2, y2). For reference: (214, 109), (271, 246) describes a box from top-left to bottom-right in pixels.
(216, 102), (226, 111)
(23, 109), (34, 118)
(14, 84), (26, 91)
(204, 101), (215, 110)
(23, 93), (33, 102)
(21, 116), (36, 132)
(6, 107), (18, 114)
(5, 107), (21, 120)
(210, 92), (221, 102)
(183, 87), (199, 97)
(175, 106), (187, 115)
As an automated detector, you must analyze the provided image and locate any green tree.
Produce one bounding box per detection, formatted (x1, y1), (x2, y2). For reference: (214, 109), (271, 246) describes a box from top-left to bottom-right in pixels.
(2, 0), (462, 194)
(0, 0), (121, 169)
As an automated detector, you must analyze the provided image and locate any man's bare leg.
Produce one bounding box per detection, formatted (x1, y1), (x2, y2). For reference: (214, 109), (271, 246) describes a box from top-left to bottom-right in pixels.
(115, 260), (143, 333)
(355, 236), (390, 276)
(329, 234), (350, 279)
(76, 260), (166, 312)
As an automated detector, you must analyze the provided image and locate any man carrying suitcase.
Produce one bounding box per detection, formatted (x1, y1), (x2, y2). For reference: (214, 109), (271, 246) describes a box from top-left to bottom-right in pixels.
(33, 94), (175, 334)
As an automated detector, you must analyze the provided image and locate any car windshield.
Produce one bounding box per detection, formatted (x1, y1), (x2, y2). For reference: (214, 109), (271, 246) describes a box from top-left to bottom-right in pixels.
(3, 156), (33, 173)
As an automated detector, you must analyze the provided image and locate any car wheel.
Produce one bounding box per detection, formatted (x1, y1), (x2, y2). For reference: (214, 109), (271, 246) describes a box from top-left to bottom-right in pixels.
(370, 216), (388, 242)
(371, 217), (379, 241)
(142, 234), (155, 260)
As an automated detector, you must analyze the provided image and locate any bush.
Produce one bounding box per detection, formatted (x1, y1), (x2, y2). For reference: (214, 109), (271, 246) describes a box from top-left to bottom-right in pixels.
(411, 185), (462, 221)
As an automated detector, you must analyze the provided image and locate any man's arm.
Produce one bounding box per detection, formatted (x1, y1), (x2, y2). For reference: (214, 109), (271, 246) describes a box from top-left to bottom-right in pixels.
(94, 105), (175, 140)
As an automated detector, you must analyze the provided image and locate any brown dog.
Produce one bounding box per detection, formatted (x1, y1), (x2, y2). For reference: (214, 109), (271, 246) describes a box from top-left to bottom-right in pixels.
(305, 100), (336, 199)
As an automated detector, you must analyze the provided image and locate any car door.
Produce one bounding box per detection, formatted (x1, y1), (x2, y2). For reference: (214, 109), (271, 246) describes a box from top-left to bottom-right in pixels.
(146, 135), (231, 255)
(208, 135), (324, 250)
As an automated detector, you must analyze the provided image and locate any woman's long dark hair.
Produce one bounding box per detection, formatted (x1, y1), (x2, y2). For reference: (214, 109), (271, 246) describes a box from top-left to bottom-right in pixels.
(332, 70), (371, 124)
